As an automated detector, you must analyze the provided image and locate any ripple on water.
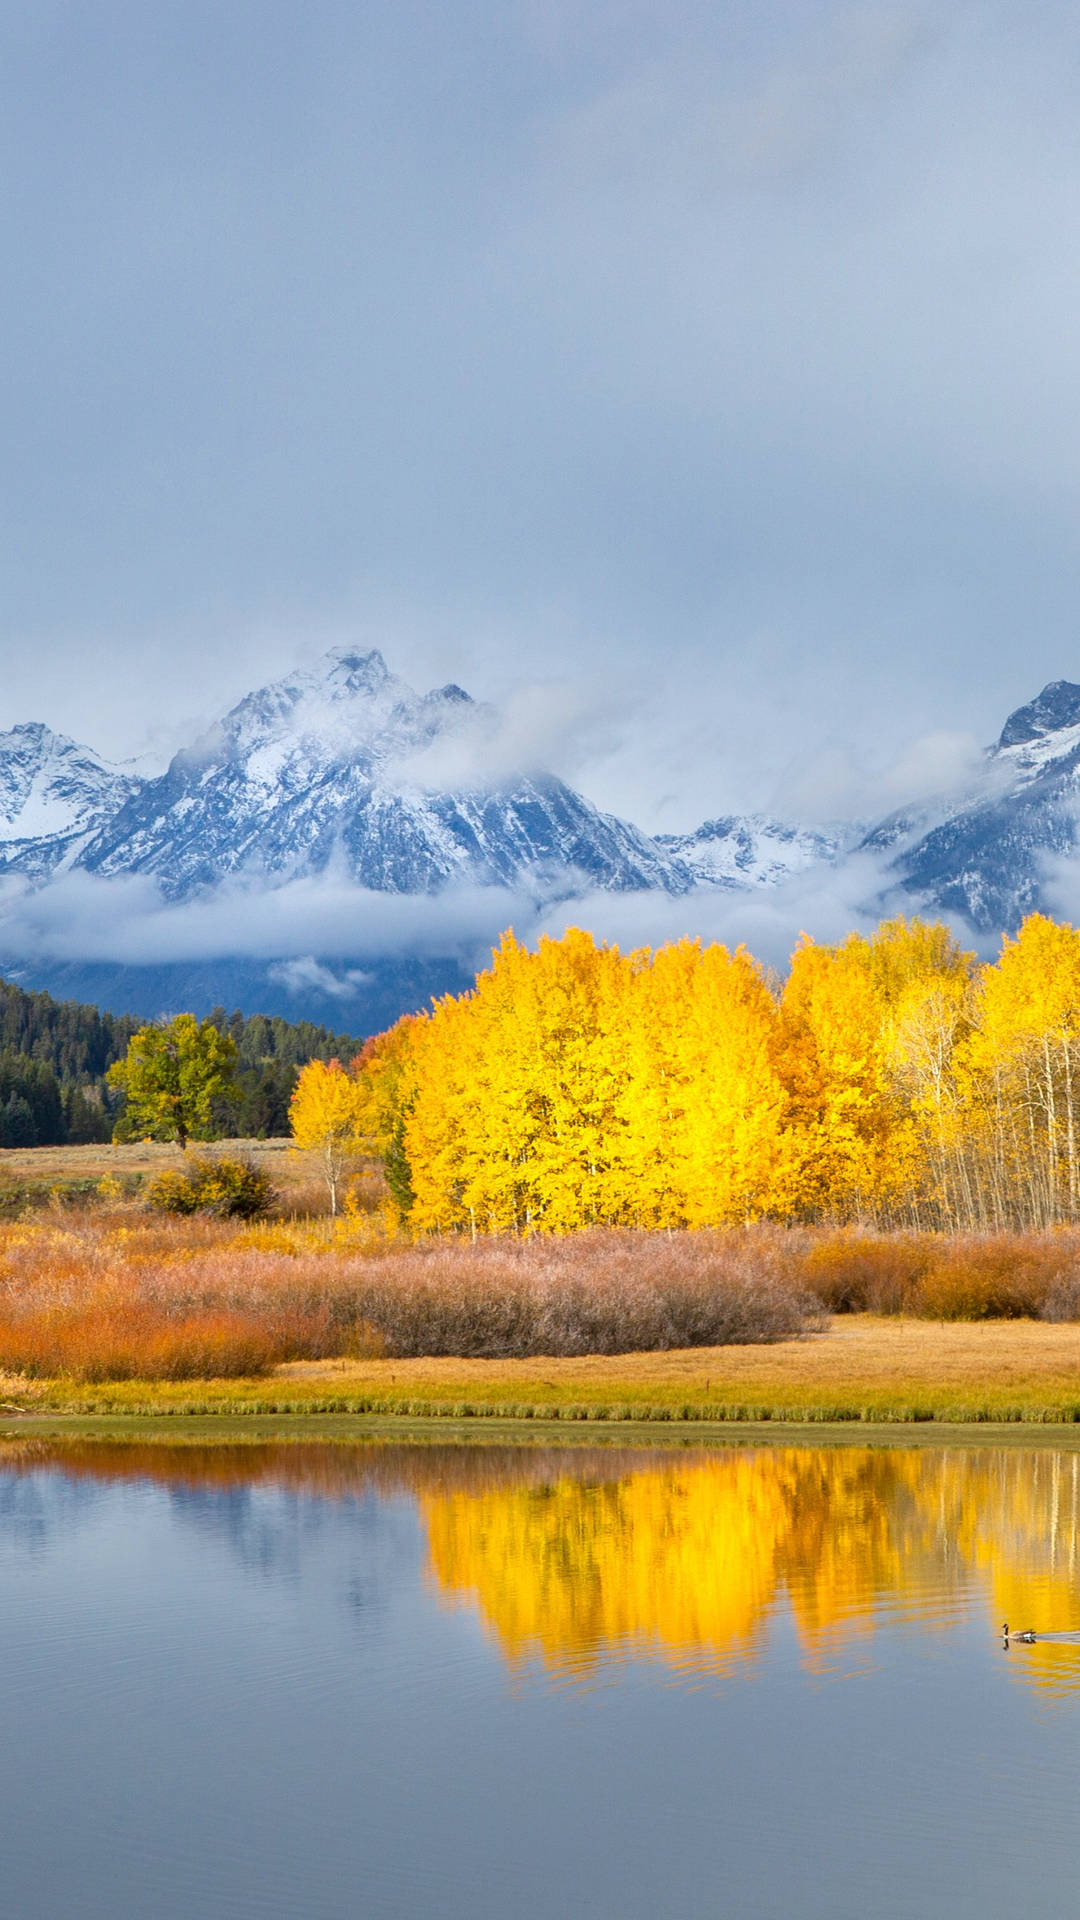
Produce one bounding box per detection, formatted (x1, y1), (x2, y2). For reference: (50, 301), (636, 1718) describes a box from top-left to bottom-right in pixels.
(3, 1439), (1080, 1920)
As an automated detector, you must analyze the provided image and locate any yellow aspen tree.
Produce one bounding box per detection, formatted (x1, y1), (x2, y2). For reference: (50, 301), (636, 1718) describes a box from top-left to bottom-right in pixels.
(351, 1014), (423, 1226)
(666, 941), (791, 1224)
(957, 916), (1080, 1226)
(511, 929), (636, 1231)
(779, 934), (916, 1221)
(888, 973), (975, 1227)
(871, 918), (976, 1228)
(289, 1057), (365, 1215)
(615, 939), (702, 1226)
(404, 990), (490, 1234)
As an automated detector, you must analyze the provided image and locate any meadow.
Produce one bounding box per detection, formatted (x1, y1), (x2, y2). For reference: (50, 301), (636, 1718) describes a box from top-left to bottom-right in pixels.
(4, 1153), (1080, 1421)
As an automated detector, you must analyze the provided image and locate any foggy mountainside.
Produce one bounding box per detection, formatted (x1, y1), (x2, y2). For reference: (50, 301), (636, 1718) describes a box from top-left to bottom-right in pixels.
(3, 649), (1080, 1027)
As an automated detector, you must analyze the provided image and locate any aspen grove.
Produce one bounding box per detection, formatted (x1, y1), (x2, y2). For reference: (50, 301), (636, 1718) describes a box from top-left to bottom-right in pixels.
(295, 914), (1080, 1235)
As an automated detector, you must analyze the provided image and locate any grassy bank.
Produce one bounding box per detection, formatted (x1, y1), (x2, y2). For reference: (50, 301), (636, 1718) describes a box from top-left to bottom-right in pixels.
(6, 1318), (1080, 1423)
(10, 1416), (1080, 1453)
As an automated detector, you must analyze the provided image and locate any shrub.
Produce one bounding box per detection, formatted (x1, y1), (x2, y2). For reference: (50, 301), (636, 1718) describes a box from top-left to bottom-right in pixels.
(798, 1231), (931, 1314)
(0, 1305), (281, 1381)
(797, 1227), (1080, 1321)
(148, 1155), (274, 1220)
(340, 1228), (823, 1358)
(914, 1234), (1080, 1320)
(1040, 1266), (1080, 1321)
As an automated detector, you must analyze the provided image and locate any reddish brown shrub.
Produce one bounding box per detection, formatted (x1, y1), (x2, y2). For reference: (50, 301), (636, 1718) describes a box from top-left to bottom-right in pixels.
(0, 1306), (283, 1381)
(915, 1233), (1080, 1320)
(0, 1217), (822, 1375)
(797, 1231), (932, 1313)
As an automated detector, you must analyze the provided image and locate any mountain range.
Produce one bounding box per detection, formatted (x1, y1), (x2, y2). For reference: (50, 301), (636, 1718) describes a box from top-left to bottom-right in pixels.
(0, 648), (831, 899)
(1, 649), (1079, 1027)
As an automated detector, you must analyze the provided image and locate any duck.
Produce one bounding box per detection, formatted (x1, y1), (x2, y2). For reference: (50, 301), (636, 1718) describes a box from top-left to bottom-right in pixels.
(1003, 1621), (1037, 1644)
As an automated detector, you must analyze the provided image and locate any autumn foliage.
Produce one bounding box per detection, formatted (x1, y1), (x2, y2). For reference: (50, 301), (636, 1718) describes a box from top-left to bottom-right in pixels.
(331, 913), (1080, 1233)
(0, 1210), (821, 1379)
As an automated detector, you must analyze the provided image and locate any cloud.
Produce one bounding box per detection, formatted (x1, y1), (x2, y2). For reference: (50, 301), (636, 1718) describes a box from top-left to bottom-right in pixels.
(1027, 835), (1080, 936)
(0, 842), (922, 992)
(0, 817), (1024, 1004)
(541, 2), (935, 199)
(10, 0), (1080, 844)
(0, 870), (535, 971)
(536, 848), (908, 971)
(389, 672), (635, 793)
(772, 728), (985, 824)
(267, 957), (373, 1000)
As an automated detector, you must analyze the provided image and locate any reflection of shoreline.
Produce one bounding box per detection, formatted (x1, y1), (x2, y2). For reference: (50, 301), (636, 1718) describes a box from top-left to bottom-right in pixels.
(0, 1439), (688, 1500)
(4, 1440), (1080, 1694)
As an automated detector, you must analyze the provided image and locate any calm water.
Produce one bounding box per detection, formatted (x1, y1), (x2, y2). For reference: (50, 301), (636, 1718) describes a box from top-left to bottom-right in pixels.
(3, 1437), (1080, 1919)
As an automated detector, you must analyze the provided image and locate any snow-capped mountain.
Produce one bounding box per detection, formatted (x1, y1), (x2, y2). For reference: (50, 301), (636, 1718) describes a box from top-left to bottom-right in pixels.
(75, 648), (699, 899)
(14, 650), (1080, 1028)
(1, 648), (820, 904)
(656, 814), (840, 887)
(871, 680), (1080, 930)
(8, 658), (1080, 963)
(0, 723), (140, 879)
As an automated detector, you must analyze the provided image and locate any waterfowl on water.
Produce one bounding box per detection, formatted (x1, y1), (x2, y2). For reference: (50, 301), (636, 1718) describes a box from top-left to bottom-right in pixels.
(1002, 1621), (1037, 1643)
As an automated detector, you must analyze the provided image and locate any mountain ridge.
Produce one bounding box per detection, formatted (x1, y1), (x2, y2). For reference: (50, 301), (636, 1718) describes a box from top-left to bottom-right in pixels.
(5, 654), (1080, 1025)
(0, 647), (820, 903)
(868, 678), (1080, 930)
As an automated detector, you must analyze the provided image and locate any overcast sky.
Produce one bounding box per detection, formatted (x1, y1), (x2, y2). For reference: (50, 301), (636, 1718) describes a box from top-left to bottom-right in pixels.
(4, 0), (1080, 833)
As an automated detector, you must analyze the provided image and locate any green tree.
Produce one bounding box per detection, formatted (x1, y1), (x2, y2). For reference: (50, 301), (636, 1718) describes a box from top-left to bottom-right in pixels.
(106, 1015), (239, 1151)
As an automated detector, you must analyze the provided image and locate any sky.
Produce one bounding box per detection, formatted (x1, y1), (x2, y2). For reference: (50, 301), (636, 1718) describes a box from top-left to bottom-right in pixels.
(4, 0), (1080, 839)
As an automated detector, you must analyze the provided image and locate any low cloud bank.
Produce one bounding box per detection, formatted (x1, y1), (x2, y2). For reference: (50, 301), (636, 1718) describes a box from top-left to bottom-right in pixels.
(537, 851), (923, 973)
(0, 847), (953, 1002)
(0, 871), (535, 972)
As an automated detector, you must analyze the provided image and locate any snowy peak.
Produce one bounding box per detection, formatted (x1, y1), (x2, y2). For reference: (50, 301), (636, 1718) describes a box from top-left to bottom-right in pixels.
(177, 647), (480, 793)
(52, 648), (705, 900)
(185, 649), (412, 764)
(998, 681), (1080, 749)
(0, 723), (138, 869)
(656, 814), (839, 888)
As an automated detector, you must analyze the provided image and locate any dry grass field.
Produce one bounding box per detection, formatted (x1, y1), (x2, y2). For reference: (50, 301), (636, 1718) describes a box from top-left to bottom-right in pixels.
(6, 1317), (1080, 1421)
(0, 1139), (338, 1213)
(4, 1154), (1080, 1422)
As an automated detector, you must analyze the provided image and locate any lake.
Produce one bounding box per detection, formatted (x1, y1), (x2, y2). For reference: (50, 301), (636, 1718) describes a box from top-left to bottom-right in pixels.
(3, 1433), (1080, 1919)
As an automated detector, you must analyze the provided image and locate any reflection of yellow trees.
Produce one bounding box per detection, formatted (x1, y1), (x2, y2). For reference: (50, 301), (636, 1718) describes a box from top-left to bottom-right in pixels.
(8, 1437), (1080, 1696)
(957, 1450), (1080, 1694)
(422, 1448), (1080, 1694)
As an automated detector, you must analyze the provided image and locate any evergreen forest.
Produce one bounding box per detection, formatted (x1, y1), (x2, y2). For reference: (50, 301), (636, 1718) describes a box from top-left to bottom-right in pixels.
(0, 976), (361, 1147)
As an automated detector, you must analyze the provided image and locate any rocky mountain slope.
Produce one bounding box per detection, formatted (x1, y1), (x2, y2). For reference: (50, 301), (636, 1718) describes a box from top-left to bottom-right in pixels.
(0, 648), (817, 901)
(871, 680), (1080, 930)
(0, 724), (139, 879)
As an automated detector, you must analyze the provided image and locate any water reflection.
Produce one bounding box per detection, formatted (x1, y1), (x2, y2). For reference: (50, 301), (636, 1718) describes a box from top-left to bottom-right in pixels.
(4, 1437), (1080, 1694)
(422, 1447), (1080, 1693)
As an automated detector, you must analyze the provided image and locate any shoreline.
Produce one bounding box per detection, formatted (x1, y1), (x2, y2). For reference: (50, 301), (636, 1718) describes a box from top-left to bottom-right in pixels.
(7, 1316), (1080, 1426)
(8, 1410), (1080, 1449)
